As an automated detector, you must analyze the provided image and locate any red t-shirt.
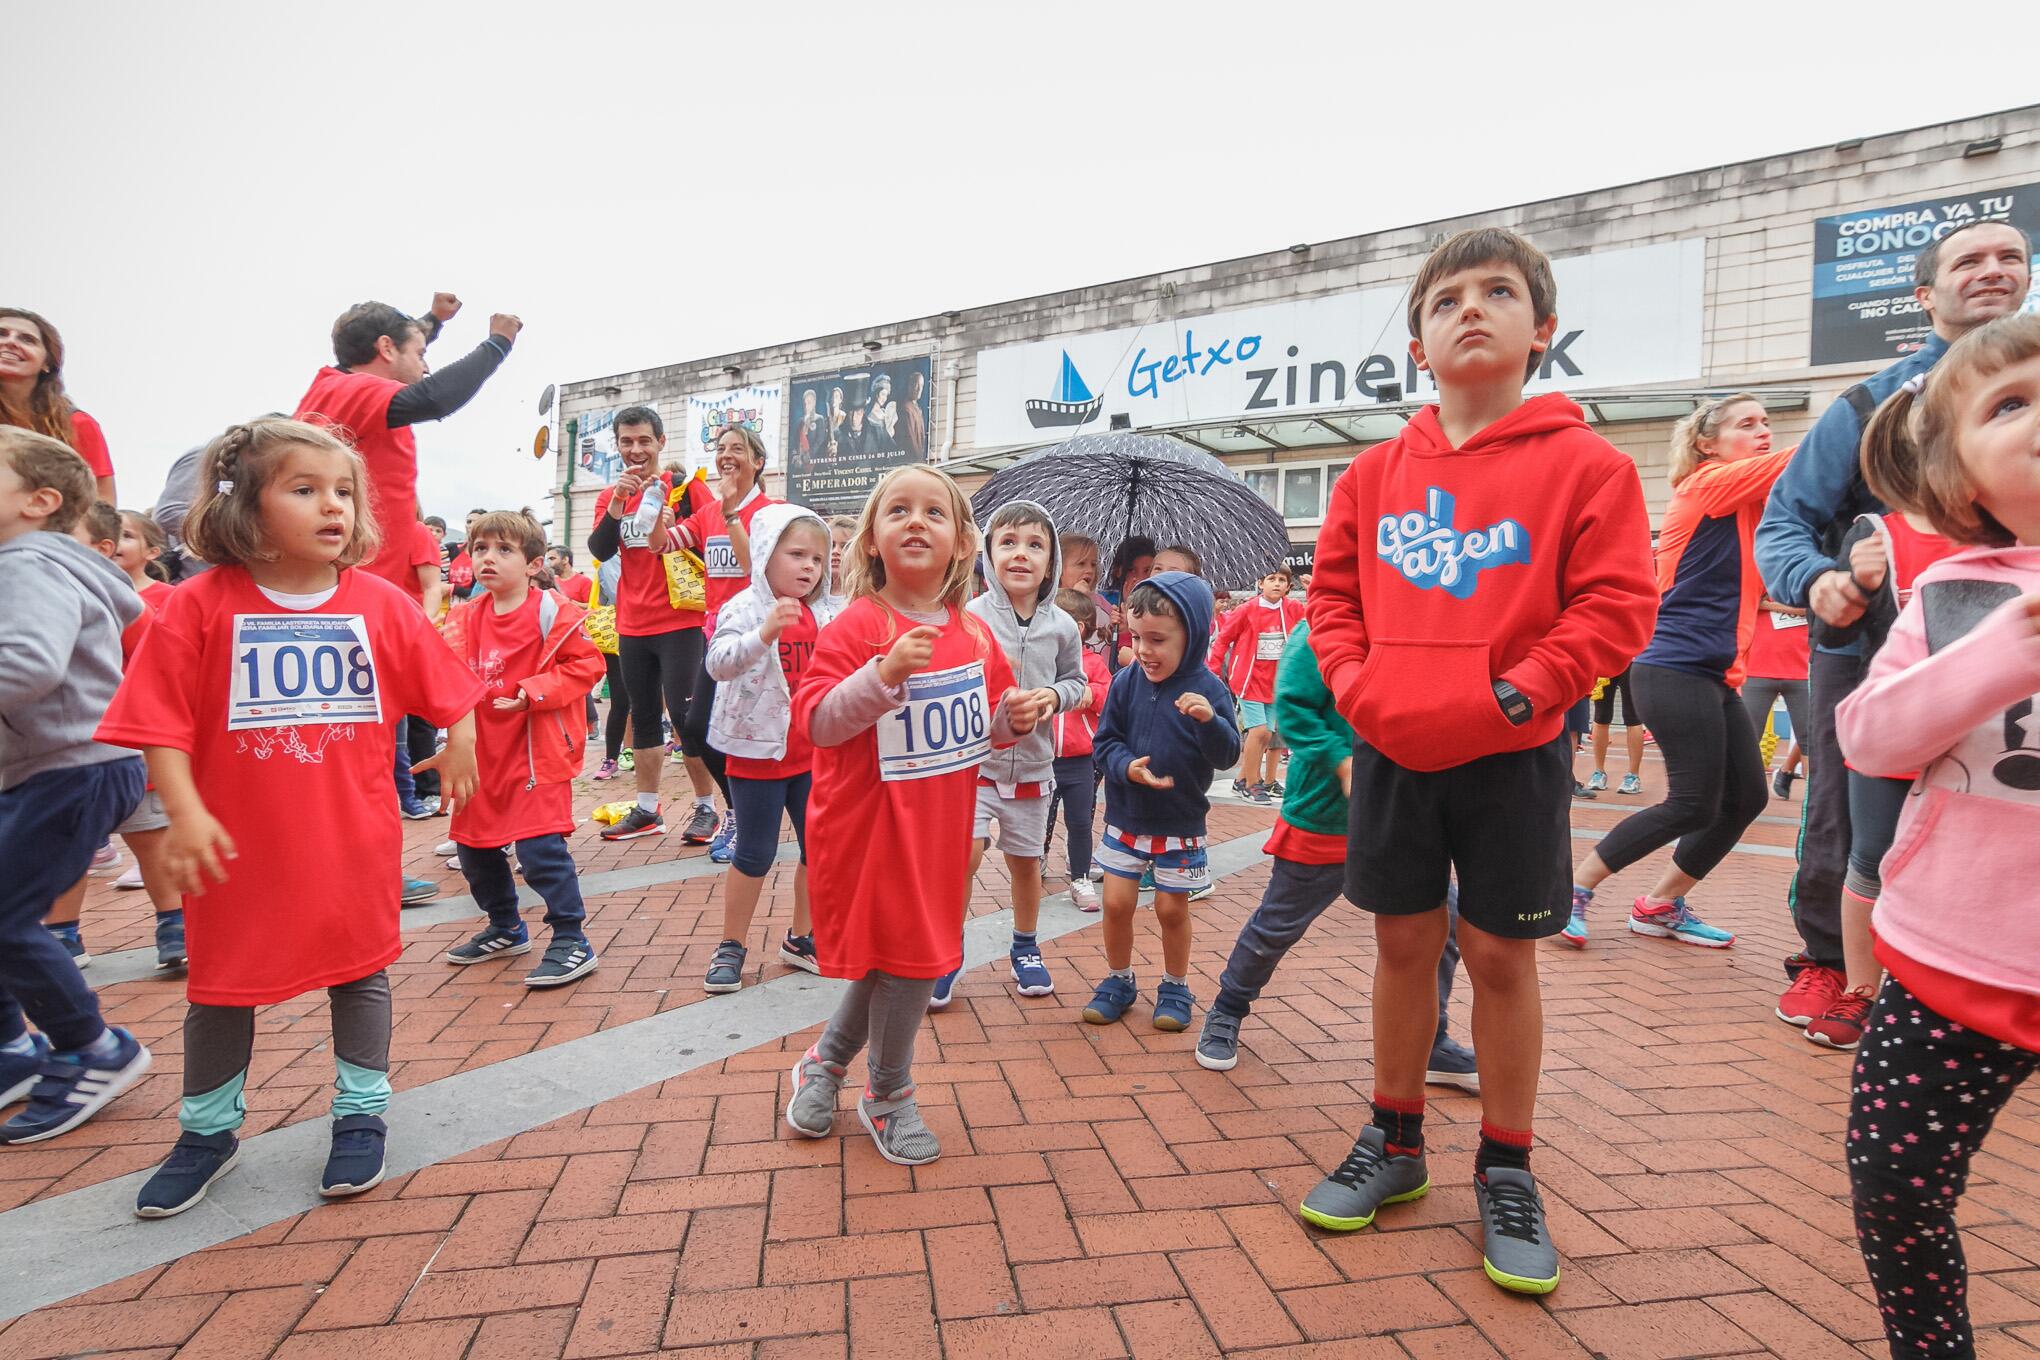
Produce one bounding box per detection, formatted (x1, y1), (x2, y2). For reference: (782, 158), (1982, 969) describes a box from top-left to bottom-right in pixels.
(95, 567), (484, 1006)
(591, 474), (706, 638)
(1742, 609), (1810, 682)
(398, 522), (442, 606)
(676, 486), (776, 626)
(1263, 817), (1344, 866)
(139, 579), (176, 610)
(1245, 599), (1300, 702)
(448, 549), (474, 594)
(294, 367), (417, 592)
(70, 409), (114, 480)
(556, 573), (593, 604)
(728, 607), (819, 781)
(452, 592), (576, 848)
(794, 599), (1017, 980)
(120, 596), (155, 666)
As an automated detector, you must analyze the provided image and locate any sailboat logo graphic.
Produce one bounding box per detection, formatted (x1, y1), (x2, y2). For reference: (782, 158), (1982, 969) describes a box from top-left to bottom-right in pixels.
(1025, 351), (1105, 430)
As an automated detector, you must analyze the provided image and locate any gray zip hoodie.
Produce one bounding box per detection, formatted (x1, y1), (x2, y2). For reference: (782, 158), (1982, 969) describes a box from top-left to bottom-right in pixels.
(0, 530), (144, 790)
(968, 500), (1089, 789)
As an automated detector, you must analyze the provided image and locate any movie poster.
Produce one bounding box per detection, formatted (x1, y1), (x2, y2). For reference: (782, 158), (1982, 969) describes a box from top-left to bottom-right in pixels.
(785, 358), (934, 513)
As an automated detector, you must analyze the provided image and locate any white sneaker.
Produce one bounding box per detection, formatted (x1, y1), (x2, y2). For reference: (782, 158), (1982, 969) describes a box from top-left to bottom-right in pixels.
(434, 840), (457, 857)
(114, 863), (146, 891)
(1068, 880), (1099, 912)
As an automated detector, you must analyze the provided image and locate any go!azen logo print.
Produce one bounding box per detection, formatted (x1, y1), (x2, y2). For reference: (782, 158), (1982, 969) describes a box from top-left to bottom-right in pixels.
(1377, 488), (1530, 598)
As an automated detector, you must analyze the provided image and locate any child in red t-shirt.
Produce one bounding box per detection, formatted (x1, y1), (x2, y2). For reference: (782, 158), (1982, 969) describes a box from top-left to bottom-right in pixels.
(1208, 565), (1305, 802)
(440, 512), (606, 989)
(98, 417), (483, 1218)
(782, 467), (1049, 1164)
(701, 506), (843, 991)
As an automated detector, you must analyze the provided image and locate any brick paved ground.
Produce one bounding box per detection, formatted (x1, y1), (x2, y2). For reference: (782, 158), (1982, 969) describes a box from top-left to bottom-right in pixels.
(4, 756), (2038, 1359)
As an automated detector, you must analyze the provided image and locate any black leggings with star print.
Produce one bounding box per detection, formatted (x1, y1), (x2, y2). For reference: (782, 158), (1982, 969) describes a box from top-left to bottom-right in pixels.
(1848, 974), (2038, 1359)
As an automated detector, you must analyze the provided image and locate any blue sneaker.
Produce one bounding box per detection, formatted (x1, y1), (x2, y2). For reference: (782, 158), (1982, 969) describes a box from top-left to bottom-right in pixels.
(1425, 1034), (1481, 1095)
(1560, 887), (1590, 950)
(1585, 770), (1607, 793)
(154, 911), (187, 972)
(0, 1028), (152, 1144)
(1153, 980), (1194, 1032)
(703, 940), (746, 994)
(400, 877), (438, 905)
(1629, 895), (1735, 948)
(399, 795), (433, 820)
(928, 966), (960, 1011)
(321, 1114), (387, 1197)
(47, 923), (88, 968)
(1138, 864), (1156, 891)
(1082, 974), (1137, 1024)
(1196, 1009), (1241, 1071)
(445, 923), (532, 965)
(1011, 945), (1054, 997)
(0, 1034), (52, 1106)
(708, 811), (739, 864)
(134, 1129), (239, 1219)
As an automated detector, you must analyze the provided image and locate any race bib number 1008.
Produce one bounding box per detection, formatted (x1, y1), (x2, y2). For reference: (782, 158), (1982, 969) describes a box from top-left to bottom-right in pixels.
(703, 534), (744, 578)
(229, 614), (382, 731)
(878, 662), (989, 782)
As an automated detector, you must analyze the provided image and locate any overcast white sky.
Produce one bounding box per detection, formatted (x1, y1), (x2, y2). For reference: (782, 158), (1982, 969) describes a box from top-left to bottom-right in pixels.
(10, 1), (2032, 531)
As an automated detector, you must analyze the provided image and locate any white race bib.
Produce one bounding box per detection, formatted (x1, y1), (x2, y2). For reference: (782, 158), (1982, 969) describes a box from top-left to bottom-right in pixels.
(229, 614), (382, 731)
(620, 523), (653, 551)
(1255, 631), (1286, 661)
(703, 533), (744, 578)
(878, 662), (990, 782)
(1771, 612), (1809, 630)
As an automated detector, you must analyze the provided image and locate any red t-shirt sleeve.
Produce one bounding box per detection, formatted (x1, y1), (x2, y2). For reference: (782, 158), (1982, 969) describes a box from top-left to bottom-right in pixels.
(409, 523), (439, 570)
(378, 589), (486, 727)
(69, 410), (114, 480)
(98, 595), (203, 753)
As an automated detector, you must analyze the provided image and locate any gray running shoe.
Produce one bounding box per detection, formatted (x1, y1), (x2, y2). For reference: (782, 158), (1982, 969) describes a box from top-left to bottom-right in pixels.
(785, 1046), (845, 1138)
(1476, 1167), (1561, 1294)
(703, 940), (746, 994)
(1298, 1125), (1429, 1232)
(858, 1087), (941, 1165)
(1196, 1009), (1241, 1071)
(680, 802), (721, 845)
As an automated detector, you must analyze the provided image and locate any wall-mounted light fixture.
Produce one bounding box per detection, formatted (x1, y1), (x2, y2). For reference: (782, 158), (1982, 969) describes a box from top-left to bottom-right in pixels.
(1835, 137), (1864, 152)
(599, 385), (623, 397)
(1289, 243), (1310, 256)
(1964, 137), (2003, 158)
(722, 365), (743, 382)
(862, 340), (883, 353)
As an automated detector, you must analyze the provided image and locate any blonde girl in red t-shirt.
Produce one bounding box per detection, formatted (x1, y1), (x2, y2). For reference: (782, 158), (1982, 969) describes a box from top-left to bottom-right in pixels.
(98, 418), (482, 1219)
(783, 467), (1050, 1164)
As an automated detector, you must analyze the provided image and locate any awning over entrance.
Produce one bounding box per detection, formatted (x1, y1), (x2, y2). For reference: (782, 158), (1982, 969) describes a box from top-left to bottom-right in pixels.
(941, 388), (1812, 476)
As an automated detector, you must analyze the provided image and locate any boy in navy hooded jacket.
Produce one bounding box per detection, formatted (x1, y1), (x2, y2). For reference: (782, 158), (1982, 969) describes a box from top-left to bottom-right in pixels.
(1084, 571), (1242, 1032)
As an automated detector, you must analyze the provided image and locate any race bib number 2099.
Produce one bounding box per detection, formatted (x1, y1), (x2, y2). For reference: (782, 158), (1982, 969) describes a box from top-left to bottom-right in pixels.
(229, 614), (382, 731)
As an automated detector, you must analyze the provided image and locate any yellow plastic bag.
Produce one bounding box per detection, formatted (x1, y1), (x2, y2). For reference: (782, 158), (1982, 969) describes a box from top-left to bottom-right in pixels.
(659, 478), (707, 612)
(590, 800), (637, 825)
(584, 568), (619, 656)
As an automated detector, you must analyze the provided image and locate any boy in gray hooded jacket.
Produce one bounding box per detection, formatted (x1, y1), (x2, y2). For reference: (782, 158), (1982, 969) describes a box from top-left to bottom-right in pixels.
(947, 501), (1091, 1003)
(0, 429), (153, 1144)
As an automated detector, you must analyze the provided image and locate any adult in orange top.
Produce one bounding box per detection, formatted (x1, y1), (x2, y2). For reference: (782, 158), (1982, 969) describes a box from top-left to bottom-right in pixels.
(1569, 395), (1795, 946)
(293, 295), (521, 593)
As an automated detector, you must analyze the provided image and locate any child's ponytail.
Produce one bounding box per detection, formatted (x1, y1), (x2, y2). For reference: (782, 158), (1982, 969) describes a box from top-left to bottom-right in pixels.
(1858, 380), (1927, 516)
(184, 417), (381, 568)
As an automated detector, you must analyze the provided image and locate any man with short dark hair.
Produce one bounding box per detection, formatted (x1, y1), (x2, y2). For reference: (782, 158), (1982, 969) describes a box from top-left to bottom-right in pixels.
(1755, 219), (2031, 1042)
(294, 293), (522, 591)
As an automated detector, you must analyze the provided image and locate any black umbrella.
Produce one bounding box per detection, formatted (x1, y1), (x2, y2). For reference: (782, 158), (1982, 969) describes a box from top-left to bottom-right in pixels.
(969, 432), (1294, 591)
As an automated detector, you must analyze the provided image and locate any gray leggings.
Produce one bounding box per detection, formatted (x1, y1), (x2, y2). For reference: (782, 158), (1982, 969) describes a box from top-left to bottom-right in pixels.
(181, 971), (392, 1135)
(815, 970), (938, 1098)
(1739, 677), (1809, 753)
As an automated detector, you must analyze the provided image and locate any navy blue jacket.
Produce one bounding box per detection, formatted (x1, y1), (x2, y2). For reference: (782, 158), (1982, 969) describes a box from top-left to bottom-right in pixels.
(1755, 333), (1949, 655)
(1094, 571), (1244, 837)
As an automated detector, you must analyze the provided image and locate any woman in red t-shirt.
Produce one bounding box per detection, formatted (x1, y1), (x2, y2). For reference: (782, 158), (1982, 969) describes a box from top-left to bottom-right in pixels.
(98, 416), (483, 1217)
(0, 308), (116, 501)
(781, 466), (1049, 1167)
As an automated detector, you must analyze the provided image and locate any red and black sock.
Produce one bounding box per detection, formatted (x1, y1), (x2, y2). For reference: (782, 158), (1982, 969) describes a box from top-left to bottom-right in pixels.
(1369, 1093), (1425, 1159)
(1475, 1121), (1533, 1179)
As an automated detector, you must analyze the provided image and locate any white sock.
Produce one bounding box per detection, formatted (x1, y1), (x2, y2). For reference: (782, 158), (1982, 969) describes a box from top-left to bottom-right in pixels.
(636, 793), (659, 814)
(0, 1033), (34, 1057)
(1162, 973), (1187, 988)
(79, 1028), (122, 1060)
(694, 795), (715, 812)
(1109, 967), (1135, 982)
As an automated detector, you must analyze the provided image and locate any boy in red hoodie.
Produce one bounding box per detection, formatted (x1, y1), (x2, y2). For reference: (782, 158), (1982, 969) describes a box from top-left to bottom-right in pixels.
(1302, 228), (1656, 1295)
(440, 512), (607, 988)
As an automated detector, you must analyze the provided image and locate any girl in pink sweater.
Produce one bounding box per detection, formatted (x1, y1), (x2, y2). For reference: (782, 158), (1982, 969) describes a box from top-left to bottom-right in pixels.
(1834, 312), (2040, 1360)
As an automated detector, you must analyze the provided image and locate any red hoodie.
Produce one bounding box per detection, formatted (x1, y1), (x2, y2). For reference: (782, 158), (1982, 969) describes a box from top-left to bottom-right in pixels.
(1307, 393), (1656, 772)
